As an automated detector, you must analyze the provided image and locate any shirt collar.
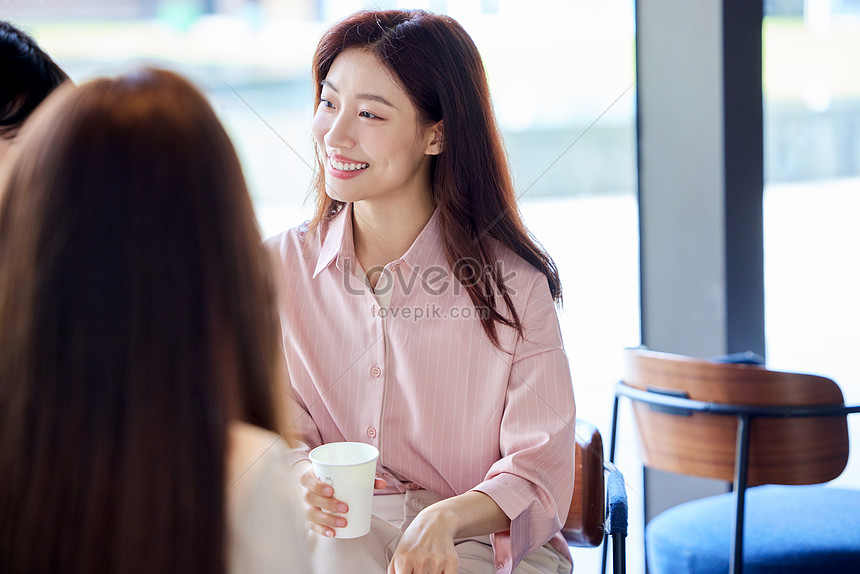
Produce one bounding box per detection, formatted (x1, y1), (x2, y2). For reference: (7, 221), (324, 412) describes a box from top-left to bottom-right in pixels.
(312, 206), (353, 279)
(398, 207), (446, 273)
(312, 203), (447, 279)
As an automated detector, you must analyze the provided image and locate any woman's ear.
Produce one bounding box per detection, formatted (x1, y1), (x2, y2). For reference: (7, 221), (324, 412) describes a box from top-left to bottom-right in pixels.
(425, 121), (444, 155)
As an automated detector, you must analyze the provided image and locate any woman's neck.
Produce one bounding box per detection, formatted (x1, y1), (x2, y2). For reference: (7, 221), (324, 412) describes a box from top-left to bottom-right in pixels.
(352, 192), (435, 287)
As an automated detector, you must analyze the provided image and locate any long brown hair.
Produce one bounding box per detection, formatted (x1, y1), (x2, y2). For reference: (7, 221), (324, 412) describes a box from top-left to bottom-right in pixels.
(0, 69), (282, 573)
(309, 9), (562, 346)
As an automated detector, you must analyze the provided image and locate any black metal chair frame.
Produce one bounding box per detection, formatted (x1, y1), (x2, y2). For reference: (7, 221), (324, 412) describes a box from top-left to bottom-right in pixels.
(600, 461), (628, 574)
(608, 381), (860, 574)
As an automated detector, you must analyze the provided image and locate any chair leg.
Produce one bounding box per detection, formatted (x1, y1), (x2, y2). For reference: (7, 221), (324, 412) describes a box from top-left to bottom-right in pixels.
(729, 415), (751, 574)
(609, 393), (620, 464)
(601, 532), (609, 574)
(612, 533), (626, 574)
(603, 394), (622, 574)
(599, 532), (627, 574)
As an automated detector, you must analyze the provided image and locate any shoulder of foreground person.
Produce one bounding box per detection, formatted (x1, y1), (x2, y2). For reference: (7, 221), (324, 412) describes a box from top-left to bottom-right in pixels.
(226, 422), (314, 574)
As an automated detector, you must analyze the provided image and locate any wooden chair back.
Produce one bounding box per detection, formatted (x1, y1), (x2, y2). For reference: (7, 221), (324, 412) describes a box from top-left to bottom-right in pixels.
(564, 419), (605, 547)
(622, 348), (849, 485)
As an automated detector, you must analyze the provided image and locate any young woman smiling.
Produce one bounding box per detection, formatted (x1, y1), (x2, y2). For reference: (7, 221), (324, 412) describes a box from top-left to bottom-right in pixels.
(269, 9), (576, 574)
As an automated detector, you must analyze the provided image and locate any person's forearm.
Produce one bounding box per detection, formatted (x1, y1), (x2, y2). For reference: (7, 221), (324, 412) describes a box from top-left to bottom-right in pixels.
(418, 490), (510, 539)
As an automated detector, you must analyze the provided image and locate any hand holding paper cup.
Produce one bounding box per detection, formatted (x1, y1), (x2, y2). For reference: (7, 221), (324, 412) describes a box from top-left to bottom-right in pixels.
(309, 441), (379, 538)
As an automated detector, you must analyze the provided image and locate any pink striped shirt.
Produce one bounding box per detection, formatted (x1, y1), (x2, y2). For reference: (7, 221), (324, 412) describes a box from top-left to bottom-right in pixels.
(268, 206), (576, 573)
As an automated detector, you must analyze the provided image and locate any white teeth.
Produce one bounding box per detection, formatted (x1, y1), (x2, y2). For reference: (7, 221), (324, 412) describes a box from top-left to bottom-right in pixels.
(330, 159), (368, 172)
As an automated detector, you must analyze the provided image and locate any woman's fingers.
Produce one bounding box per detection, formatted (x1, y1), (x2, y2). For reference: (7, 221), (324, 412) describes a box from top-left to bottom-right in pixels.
(308, 505), (348, 529)
(296, 460), (349, 536)
(298, 462), (348, 510)
(297, 462), (330, 494)
(388, 552), (458, 574)
(304, 488), (349, 514)
(387, 509), (459, 574)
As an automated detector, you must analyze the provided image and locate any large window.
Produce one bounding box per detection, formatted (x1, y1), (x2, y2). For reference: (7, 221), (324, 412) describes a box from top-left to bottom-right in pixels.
(763, 1), (860, 486)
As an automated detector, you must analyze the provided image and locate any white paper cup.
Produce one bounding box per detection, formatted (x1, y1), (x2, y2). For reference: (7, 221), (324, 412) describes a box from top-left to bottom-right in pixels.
(309, 441), (379, 539)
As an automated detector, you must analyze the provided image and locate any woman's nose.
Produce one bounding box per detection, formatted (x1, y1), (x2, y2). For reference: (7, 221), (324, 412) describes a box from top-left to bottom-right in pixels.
(322, 112), (355, 150)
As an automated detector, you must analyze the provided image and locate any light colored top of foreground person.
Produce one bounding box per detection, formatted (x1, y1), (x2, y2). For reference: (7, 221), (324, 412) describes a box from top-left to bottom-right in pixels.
(227, 422), (313, 574)
(268, 205), (576, 572)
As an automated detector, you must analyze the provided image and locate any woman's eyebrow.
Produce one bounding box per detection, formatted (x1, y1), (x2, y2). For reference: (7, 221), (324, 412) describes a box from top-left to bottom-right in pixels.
(320, 80), (397, 109)
(357, 93), (396, 108)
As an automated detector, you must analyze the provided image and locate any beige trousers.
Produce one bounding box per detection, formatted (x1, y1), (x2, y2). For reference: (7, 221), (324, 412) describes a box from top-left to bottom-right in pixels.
(308, 490), (572, 574)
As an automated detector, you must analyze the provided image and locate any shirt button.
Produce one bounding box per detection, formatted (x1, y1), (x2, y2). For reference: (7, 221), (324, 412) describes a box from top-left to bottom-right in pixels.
(366, 426), (377, 439)
(371, 305), (379, 317)
(408, 482), (421, 490)
(370, 366), (382, 378)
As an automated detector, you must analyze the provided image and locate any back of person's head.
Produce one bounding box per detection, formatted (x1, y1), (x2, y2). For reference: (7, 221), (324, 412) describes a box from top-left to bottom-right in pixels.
(0, 21), (69, 141)
(0, 68), (282, 573)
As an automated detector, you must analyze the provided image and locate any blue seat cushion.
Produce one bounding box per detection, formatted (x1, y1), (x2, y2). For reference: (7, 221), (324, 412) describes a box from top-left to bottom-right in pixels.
(646, 485), (860, 573)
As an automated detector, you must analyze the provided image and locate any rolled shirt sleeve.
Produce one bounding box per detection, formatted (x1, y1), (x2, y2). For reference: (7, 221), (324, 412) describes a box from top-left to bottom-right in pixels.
(472, 274), (576, 572)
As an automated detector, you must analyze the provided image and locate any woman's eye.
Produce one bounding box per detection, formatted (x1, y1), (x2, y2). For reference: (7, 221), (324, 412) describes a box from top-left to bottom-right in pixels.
(319, 98), (334, 108)
(359, 110), (379, 119)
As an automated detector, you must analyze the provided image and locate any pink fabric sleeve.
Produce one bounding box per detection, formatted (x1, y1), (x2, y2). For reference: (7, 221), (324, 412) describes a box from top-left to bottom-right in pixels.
(471, 275), (576, 572)
(268, 234), (323, 468)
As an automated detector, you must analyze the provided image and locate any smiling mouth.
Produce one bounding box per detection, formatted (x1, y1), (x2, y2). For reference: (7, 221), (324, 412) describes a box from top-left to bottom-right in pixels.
(329, 158), (369, 172)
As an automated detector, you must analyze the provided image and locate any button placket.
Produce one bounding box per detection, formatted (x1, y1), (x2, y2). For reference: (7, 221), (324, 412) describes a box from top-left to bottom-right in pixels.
(366, 276), (387, 469)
